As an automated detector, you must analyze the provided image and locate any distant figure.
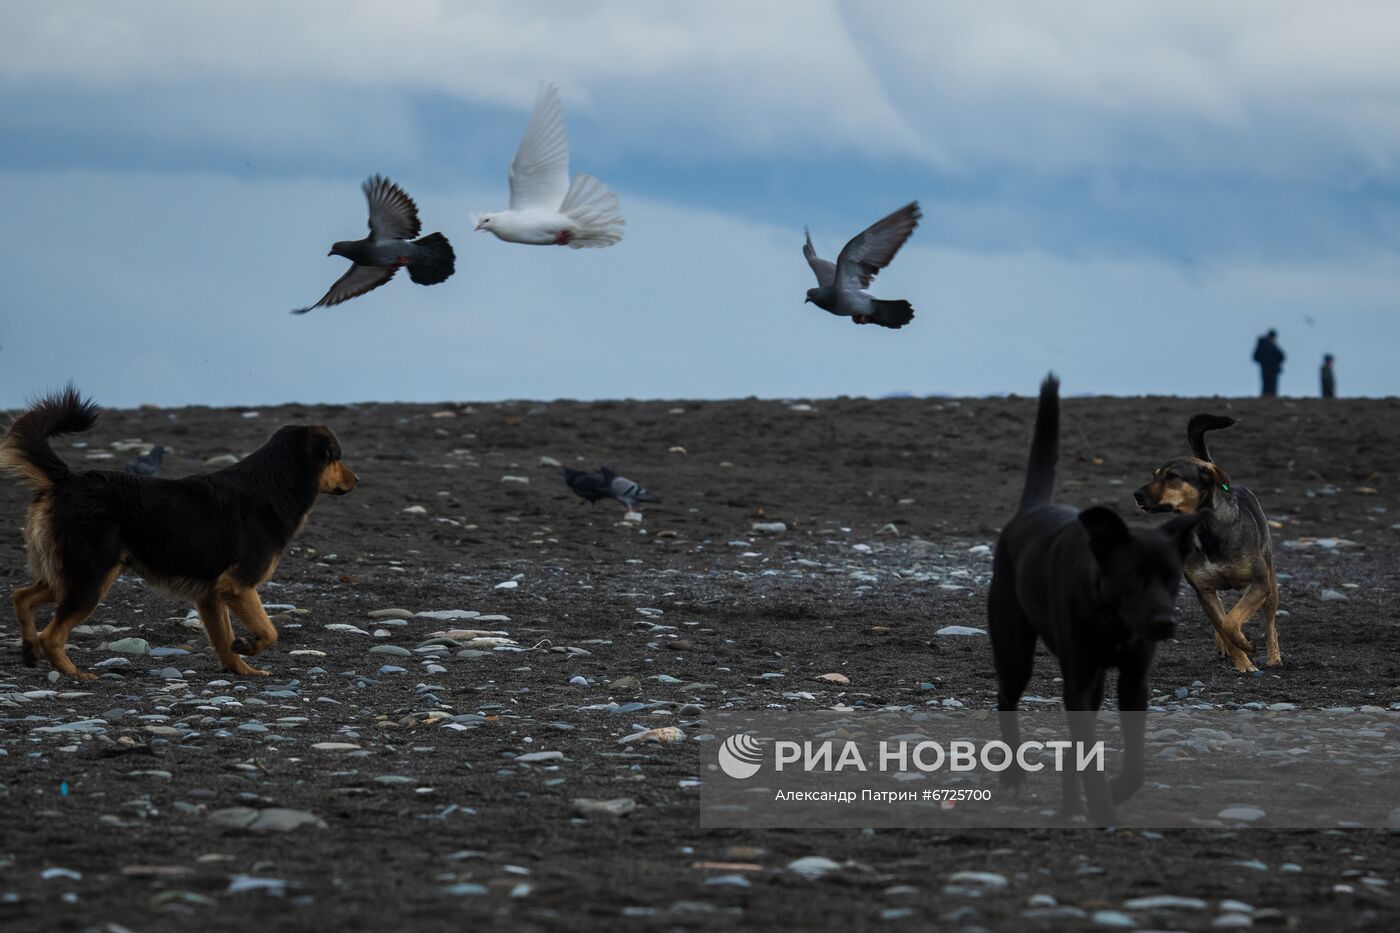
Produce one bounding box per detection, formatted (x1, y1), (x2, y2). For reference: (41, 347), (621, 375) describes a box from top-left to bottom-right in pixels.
(1321, 354), (1336, 399)
(1252, 329), (1285, 397)
(123, 445), (167, 476)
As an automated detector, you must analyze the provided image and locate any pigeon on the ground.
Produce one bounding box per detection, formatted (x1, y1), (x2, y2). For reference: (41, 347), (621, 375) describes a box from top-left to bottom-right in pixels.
(563, 466), (611, 504)
(601, 466), (659, 511)
(803, 202), (921, 329)
(123, 445), (167, 476)
(293, 175), (455, 314)
(475, 83), (624, 248)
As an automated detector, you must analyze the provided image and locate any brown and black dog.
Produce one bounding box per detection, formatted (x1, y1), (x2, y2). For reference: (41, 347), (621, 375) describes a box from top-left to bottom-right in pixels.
(1134, 414), (1281, 673)
(990, 375), (1205, 824)
(1, 385), (357, 680)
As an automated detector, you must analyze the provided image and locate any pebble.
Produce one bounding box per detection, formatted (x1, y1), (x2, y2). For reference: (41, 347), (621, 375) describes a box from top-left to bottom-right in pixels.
(817, 673), (850, 684)
(1218, 806), (1266, 822)
(442, 883), (489, 896)
(204, 454), (240, 467)
(369, 645), (412, 657)
(947, 871), (1008, 889)
(572, 798), (636, 819)
(1124, 895), (1208, 910)
(1214, 914), (1254, 928)
(752, 522), (787, 534)
(515, 751), (565, 764)
(107, 637), (150, 655)
(935, 626), (987, 637)
(618, 726), (685, 745)
(367, 608), (415, 620)
(208, 808), (326, 833)
(787, 856), (841, 878)
(1091, 910), (1137, 928)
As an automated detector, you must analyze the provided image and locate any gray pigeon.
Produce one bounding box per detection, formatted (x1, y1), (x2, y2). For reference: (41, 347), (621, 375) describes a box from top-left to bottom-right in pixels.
(803, 202), (921, 329)
(600, 466), (659, 511)
(123, 445), (167, 476)
(293, 175), (455, 314)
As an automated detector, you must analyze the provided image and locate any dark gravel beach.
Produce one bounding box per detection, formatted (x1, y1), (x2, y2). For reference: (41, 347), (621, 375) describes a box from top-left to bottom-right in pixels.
(1, 393), (1397, 931)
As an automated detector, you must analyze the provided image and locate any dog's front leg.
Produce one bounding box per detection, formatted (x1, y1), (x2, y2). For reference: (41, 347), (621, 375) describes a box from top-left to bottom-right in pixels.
(1196, 589), (1257, 673)
(1062, 672), (1115, 826)
(1111, 661), (1150, 806)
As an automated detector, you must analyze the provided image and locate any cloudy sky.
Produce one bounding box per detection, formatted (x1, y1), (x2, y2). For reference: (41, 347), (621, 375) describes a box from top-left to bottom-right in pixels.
(2, 1), (1397, 406)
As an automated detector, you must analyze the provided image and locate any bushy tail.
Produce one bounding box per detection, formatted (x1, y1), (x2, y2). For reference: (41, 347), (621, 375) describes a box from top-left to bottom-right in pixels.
(869, 299), (915, 329)
(1018, 374), (1059, 512)
(0, 384), (98, 491)
(1186, 413), (1238, 462)
(559, 173), (624, 248)
(408, 232), (455, 285)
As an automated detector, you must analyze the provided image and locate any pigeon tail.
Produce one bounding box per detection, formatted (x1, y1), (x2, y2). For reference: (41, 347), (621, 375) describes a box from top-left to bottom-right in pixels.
(407, 232), (456, 285)
(867, 299), (915, 329)
(558, 173), (624, 248)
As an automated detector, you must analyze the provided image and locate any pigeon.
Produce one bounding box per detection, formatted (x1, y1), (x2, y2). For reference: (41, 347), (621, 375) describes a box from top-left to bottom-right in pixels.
(123, 445), (167, 476)
(293, 175), (455, 314)
(563, 466), (611, 504)
(475, 83), (624, 248)
(803, 202), (921, 329)
(601, 466), (659, 511)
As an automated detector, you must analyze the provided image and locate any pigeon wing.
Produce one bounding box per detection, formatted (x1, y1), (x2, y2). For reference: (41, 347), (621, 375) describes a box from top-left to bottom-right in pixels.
(363, 175), (421, 241)
(291, 264), (396, 315)
(834, 202), (921, 291)
(509, 83), (571, 211)
(803, 227), (836, 287)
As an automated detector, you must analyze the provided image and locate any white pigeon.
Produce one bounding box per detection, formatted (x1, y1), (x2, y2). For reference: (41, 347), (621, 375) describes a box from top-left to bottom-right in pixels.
(475, 83), (624, 248)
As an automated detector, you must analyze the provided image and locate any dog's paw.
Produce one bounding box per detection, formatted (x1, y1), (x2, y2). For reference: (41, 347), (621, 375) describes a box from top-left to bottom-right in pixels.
(74, 670), (97, 682)
(20, 643), (38, 667)
(1232, 657), (1259, 674)
(1265, 653), (1284, 668)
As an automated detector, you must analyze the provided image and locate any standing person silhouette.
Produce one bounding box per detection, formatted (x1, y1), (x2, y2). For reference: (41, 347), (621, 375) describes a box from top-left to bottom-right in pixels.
(1252, 329), (1285, 397)
(1321, 353), (1336, 399)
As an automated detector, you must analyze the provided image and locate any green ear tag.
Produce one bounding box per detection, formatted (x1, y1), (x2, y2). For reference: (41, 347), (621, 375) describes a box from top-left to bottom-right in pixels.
(1221, 483), (1229, 491)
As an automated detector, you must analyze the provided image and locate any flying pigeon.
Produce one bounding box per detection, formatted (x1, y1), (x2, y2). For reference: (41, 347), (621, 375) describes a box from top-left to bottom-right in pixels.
(803, 202), (921, 329)
(123, 445), (167, 476)
(563, 466), (611, 504)
(475, 83), (624, 248)
(601, 466), (659, 511)
(292, 175), (455, 314)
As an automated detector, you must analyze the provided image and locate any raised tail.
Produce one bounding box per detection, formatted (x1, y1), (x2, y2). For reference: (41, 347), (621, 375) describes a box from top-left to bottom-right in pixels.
(0, 384), (98, 492)
(559, 173), (625, 248)
(1186, 413), (1238, 462)
(408, 232), (456, 285)
(868, 299), (915, 329)
(1018, 374), (1060, 512)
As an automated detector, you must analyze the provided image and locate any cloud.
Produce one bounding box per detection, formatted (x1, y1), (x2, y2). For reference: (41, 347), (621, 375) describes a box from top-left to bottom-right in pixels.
(5, 1), (1400, 176)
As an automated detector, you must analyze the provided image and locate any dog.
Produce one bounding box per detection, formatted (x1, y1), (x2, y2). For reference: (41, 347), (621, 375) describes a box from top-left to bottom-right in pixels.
(989, 375), (1205, 824)
(1, 385), (357, 680)
(1133, 414), (1280, 672)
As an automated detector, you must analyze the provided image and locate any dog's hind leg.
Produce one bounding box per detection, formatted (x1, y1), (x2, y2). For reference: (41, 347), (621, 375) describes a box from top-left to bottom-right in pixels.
(222, 586), (278, 666)
(38, 567), (118, 681)
(989, 579), (1036, 791)
(1262, 576), (1282, 667)
(13, 581), (55, 668)
(1196, 589), (1257, 673)
(196, 595), (268, 677)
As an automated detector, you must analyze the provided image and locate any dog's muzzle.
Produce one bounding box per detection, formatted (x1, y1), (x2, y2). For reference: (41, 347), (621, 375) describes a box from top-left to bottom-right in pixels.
(1148, 615), (1177, 641)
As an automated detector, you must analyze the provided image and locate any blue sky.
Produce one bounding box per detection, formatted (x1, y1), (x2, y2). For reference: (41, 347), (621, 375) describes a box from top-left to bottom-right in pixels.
(2, 1), (1398, 406)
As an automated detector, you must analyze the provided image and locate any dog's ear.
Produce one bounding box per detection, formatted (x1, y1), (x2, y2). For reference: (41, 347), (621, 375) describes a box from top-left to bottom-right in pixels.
(1161, 509), (1208, 558)
(1079, 506), (1130, 564)
(1198, 460), (1231, 492)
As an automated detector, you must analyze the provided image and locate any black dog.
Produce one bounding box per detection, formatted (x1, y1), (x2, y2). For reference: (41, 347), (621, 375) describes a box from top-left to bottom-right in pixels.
(989, 375), (1205, 824)
(2, 385), (357, 680)
(1134, 414), (1280, 672)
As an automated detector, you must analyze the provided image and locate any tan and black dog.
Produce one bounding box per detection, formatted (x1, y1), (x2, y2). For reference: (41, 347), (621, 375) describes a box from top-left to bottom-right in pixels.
(1134, 414), (1280, 672)
(1, 385), (357, 680)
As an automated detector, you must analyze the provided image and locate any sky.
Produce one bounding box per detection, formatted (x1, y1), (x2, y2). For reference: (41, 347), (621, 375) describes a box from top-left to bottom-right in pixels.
(1, 0), (1398, 406)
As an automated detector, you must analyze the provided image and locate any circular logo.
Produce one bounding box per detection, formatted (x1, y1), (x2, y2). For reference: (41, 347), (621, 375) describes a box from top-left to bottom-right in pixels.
(718, 733), (764, 779)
